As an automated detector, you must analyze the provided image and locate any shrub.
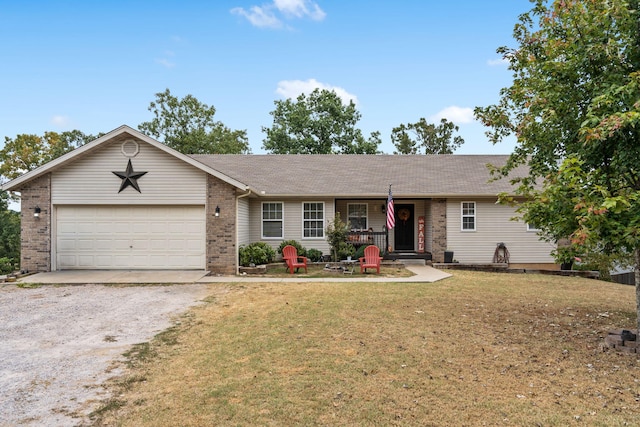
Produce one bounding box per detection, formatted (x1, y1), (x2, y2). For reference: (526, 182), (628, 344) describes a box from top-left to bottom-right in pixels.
(277, 240), (306, 257)
(326, 214), (350, 261)
(336, 242), (356, 261)
(354, 245), (367, 260)
(239, 242), (276, 267)
(0, 257), (15, 275)
(306, 248), (323, 262)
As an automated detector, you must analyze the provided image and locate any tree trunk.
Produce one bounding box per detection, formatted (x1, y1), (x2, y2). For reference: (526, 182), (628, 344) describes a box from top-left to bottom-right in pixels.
(636, 248), (640, 333)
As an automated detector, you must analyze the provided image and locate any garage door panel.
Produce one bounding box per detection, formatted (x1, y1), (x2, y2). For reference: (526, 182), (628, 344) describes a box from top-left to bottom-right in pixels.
(79, 255), (98, 267)
(76, 239), (95, 251)
(56, 206), (205, 269)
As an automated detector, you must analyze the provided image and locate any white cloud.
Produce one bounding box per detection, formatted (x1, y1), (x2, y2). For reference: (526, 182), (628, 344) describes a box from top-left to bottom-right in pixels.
(487, 57), (509, 66)
(276, 78), (358, 105)
(231, 0), (325, 29)
(430, 106), (475, 124)
(231, 5), (283, 29)
(274, 0), (326, 20)
(50, 115), (70, 127)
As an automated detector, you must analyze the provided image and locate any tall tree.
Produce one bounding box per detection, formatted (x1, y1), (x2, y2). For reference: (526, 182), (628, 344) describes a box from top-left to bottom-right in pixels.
(138, 89), (250, 155)
(391, 118), (464, 154)
(0, 130), (95, 182)
(262, 88), (380, 154)
(0, 190), (20, 274)
(475, 0), (640, 329)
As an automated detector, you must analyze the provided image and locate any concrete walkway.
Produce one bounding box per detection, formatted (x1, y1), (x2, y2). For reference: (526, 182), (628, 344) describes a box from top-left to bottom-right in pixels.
(14, 265), (451, 285)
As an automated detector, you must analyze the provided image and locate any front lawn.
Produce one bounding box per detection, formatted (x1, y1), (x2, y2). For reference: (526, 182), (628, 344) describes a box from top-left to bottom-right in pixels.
(94, 271), (640, 426)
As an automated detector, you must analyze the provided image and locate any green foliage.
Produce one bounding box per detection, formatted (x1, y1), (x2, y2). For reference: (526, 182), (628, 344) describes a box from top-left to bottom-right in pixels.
(306, 248), (323, 263)
(0, 191), (20, 273)
(391, 118), (464, 154)
(261, 88), (380, 154)
(0, 130), (96, 182)
(239, 242), (276, 267)
(475, 0), (640, 327)
(550, 245), (583, 266)
(0, 257), (15, 275)
(475, 0), (640, 183)
(354, 244), (367, 260)
(138, 89), (251, 155)
(336, 243), (355, 261)
(277, 240), (306, 257)
(572, 251), (628, 282)
(325, 214), (352, 261)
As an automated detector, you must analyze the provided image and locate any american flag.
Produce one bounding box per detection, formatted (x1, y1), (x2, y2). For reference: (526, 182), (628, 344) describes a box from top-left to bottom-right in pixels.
(386, 186), (395, 230)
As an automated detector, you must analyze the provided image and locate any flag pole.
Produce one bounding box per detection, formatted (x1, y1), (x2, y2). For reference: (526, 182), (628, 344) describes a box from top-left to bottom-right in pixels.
(385, 184), (392, 255)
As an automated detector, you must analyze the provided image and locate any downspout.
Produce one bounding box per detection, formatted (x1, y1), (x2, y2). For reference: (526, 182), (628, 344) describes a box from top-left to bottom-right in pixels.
(236, 188), (252, 274)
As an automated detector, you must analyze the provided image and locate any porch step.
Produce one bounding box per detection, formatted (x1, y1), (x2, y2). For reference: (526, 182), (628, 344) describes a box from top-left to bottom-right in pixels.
(384, 252), (432, 263)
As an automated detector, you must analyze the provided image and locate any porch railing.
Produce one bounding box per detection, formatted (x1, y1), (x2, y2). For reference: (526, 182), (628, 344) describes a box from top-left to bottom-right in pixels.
(347, 231), (386, 252)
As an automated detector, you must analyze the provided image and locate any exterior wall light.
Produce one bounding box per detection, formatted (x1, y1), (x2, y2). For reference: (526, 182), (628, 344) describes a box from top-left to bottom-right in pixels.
(215, 206), (220, 217)
(34, 206), (41, 218)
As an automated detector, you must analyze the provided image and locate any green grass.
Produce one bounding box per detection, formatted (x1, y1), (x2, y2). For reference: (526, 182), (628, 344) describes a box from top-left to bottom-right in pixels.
(93, 271), (640, 426)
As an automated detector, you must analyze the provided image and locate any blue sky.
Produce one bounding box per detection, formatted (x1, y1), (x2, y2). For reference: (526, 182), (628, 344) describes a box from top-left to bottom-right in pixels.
(0, 0), (532, 155)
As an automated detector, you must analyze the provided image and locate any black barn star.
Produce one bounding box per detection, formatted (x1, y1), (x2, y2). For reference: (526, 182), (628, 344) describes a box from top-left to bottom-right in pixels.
(112, 159), (148, 193)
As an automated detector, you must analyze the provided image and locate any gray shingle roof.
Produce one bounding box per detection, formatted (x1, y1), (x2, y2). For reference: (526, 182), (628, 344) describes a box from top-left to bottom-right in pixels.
(189, 154), (526, 198)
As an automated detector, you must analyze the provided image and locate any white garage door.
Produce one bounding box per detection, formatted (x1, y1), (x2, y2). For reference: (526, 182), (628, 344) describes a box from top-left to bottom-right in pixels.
(56, 206), (205, 269)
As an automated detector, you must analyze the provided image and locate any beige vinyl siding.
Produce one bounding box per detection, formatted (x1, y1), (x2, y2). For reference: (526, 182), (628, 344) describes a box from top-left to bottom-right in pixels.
(249, 198), (333, 257)
(237, 197), (251, 247)
(51, 140), (206, 205)
(446, 198), (555, 263)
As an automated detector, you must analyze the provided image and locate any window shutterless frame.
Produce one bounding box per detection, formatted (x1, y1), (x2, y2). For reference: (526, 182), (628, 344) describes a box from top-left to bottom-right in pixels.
(347, 203), (368, 230)
(302, 202), (324, 239)
(461, 201), (476, 231)
(262, 202), (284, 239)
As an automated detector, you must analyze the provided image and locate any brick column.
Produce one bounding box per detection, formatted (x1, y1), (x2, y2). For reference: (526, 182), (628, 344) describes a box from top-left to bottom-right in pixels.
(20, 174), (51, 272)
(206, 175), (237, 275)
(431, 198), (447, 263)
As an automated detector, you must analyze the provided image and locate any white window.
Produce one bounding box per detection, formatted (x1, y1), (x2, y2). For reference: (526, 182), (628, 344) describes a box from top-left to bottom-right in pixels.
(262, 202), (283, 238)
(347, 203), (368, 229)
(303, 202), (324, 238)
(527, 223), (540, 232)
(461, 202), (476, 231)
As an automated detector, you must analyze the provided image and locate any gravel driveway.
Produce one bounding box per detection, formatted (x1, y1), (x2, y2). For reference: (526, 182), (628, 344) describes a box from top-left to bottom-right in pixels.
(0, 283), (214, 427)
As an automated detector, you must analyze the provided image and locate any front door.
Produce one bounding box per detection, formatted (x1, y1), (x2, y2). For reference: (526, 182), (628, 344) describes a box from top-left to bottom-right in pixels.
(393, 204), (414, 251)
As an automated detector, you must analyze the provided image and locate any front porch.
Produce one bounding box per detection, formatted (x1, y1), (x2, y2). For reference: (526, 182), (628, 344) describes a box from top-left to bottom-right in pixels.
(346, 230), (433, 262)
(338, 197), (445, 262)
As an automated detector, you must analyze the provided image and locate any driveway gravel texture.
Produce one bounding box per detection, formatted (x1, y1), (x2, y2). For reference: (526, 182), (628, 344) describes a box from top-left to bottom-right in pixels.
(0, 282), (213, 427)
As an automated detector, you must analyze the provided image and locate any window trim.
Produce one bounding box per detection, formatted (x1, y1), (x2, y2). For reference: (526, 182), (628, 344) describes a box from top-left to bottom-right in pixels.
(261, 201), (284, 239)
(526, 223), (540, 232)
(347, 203), (368, 230)
(302, 201), (325, 239)
(461, 201), (476, 231)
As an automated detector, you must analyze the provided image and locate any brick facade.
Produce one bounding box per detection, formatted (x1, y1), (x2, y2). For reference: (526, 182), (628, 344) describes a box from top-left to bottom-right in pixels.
(19, 174), (51, 272)
(206, 175), (237, 275)
(431, 198), (447, 263)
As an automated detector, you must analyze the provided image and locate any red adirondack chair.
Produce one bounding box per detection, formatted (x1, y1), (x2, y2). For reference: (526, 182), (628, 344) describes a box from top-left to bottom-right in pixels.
(359, 245), (382, 274)
(282, 245), (308, 274)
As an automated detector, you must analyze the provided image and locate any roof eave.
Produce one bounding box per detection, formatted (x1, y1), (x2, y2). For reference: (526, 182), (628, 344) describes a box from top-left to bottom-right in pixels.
(249, 192), (511, 199)
(1, 125), (250, 192)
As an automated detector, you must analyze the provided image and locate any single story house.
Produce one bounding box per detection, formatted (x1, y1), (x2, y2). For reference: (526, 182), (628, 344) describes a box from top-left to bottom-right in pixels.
(1, 125), (556, 274)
